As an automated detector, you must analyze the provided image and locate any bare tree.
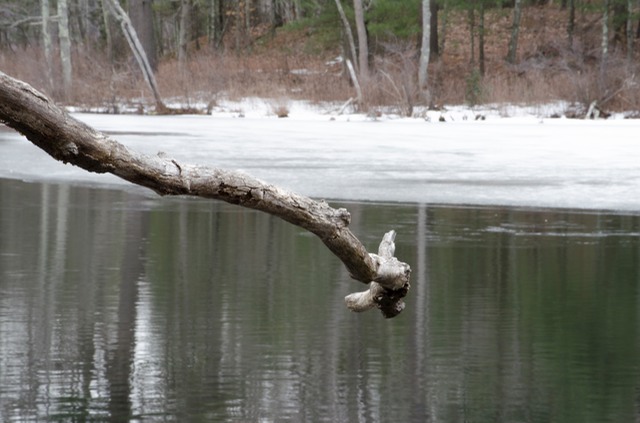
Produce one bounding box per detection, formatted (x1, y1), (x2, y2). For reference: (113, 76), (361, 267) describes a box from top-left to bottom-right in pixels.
(468, 0), (486, 75)
(101, 0), (115, 62)
(178, 0), (191, 66)
(244, 0), (251, 39)
(234, 0), (243, 49)
(128, 0), (158, 71)
(40, 0), (54, 91)
(430, 0), (439, 58)
(104, 0), (167, 112)
(567, 0), (575, 50)
(353, 0), (369, 80)
(71, 0), (93, 45)
(602, 0), (610, 68)
(469, 2), (475, 65)
(275, 0), (301, 23)
(208, 0), (222, 48)
(334, 0), (362, 103)
(334, 0), (358, 72)
(479, 0), (485, 75)
(506, 0), (523, 64)
(57, 0), (73, 99)
(418, 0), (431, 95)
(626, 0), (634, 63)
(0, 71), (411, 319)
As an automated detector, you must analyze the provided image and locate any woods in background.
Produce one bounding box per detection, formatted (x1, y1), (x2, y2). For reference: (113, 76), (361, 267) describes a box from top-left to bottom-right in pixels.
(0, 0), (639, 114)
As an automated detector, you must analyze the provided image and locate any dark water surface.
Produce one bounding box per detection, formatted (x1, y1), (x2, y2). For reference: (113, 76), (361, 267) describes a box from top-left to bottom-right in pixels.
(1, 178), (639, 422)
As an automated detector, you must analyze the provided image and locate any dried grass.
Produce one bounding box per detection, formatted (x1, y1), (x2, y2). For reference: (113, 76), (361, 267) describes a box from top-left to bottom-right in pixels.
(2, 5), (640, 115)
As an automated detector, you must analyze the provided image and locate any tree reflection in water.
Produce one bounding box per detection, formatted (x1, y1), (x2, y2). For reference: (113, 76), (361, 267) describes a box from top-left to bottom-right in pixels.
(1, 179), (639, 422)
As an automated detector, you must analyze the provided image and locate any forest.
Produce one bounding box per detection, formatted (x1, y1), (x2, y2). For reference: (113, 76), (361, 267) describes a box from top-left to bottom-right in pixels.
(1, 0), (639, 115)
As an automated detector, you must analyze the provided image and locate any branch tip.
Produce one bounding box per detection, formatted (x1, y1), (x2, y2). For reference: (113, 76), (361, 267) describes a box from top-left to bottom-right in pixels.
(344, 231), (410, 317)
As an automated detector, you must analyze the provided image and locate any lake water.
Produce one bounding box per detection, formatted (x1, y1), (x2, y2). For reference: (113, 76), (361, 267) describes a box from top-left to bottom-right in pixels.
(1, 178), (639, 422)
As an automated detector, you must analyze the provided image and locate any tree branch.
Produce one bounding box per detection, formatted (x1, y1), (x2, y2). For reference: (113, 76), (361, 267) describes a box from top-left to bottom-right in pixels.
(0, 71), (411, 318)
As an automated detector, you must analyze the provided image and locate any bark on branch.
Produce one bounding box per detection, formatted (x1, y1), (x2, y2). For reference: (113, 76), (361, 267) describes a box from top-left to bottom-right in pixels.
(0, 71), (411, 318)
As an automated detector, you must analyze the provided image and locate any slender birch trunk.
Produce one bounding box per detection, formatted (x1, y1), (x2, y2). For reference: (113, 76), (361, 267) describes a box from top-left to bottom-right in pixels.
(41, 0), (54, 92)
(129, 0), (158, 71)
(418, 0), (431, 94)
(334, 0), (362, 105)
(57, 0), (73, 99)
(353, 0), (369, 80)
(334, 0), (358, 74)
(105, 0), (167, 112)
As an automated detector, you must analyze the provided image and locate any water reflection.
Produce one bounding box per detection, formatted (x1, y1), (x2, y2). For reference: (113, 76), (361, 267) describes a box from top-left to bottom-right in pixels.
(1, 179), (639, 422)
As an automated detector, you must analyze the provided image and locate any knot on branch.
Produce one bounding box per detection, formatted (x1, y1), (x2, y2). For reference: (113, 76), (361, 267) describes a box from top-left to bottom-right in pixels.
(336, 207), (351, 225)
(59, 141), (78, 162)
(250, 187), (265, 201)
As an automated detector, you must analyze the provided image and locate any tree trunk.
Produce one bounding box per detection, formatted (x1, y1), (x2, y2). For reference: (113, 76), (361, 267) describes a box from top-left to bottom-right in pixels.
(353, 0), (369, 81)
(479, 0), (485, 75)
(210, 0), (227, 49)
(626, 0), (634, 63)
(257, 0), (275, 26)
(178, 0), (191, 65)
(612, 0), (627, 48)
(468, 3), (475, 65)
(334, 0), (363, 105)
(276, 0), (300, 23)
(637, 8), (640, 40)
(567, 0), (575, 49)
(128, 0), (158, 71)
(334, 0), (359, 75)
(506, 0), (522, 64)
(245, 0), (251, 39)
(105, 0), (167, 112)
(234, 0), (242, 49)
(602, 0), (609, 68)
(67, 0), (86, 48)
(57, 0), (73, 100)
(440, 0), (449, 55)
(0, 71), (411, 319)
(101, 0), (115, 64)
(41, 0), (54, 92)
(418, 0), (431, 94)
(430, 0), (439, 58)
(345, 58), (363, 105)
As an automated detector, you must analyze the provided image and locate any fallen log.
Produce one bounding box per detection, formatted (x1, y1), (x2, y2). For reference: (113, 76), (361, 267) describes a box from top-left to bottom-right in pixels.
(0, 71), (411, 318)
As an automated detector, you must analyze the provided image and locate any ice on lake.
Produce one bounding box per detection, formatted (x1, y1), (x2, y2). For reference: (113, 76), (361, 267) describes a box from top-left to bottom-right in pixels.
(1, 104), (640, 212)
